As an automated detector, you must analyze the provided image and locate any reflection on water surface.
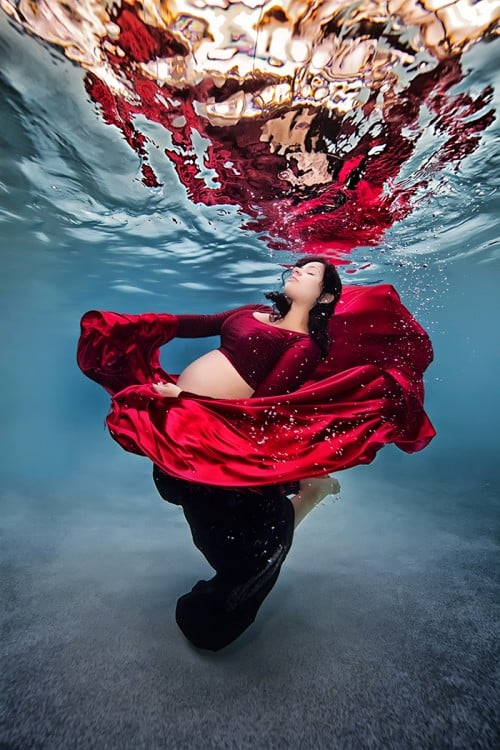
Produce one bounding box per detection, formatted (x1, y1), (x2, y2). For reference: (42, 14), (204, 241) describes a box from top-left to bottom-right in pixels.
(1, 0), (498, 261)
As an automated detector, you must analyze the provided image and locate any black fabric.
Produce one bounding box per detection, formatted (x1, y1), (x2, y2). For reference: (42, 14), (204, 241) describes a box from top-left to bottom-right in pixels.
(153, 466), (295, 650)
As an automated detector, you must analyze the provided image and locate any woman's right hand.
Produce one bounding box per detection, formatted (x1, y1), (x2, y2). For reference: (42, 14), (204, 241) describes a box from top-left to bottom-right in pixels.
(152, 382), (181, 398)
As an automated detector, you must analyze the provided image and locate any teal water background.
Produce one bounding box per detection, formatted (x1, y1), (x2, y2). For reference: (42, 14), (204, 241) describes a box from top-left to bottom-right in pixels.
(1, 11), (499, 749)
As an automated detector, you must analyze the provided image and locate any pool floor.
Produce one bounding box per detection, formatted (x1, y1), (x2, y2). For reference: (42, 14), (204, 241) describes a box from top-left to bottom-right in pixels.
(1, 460), (498, 749)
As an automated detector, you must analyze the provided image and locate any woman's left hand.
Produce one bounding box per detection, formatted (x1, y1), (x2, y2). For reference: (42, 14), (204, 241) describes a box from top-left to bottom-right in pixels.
(152, 381), (181, 398)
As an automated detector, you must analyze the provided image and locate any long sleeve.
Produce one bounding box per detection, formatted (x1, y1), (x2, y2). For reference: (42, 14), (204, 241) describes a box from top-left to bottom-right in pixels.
(175, 306), (258, 338)
(253, 338), (322, 397)
(77, 310), (179, 395)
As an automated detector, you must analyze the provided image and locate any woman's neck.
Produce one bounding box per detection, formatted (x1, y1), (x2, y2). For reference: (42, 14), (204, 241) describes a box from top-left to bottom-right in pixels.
(278, 303), (310, 334)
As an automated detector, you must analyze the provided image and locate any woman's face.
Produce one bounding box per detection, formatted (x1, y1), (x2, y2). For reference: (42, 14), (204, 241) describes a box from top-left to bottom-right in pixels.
(284, 261), (326, 307)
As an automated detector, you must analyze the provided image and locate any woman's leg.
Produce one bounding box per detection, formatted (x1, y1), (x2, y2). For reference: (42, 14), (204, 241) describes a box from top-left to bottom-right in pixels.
(291, 476), (341, 528)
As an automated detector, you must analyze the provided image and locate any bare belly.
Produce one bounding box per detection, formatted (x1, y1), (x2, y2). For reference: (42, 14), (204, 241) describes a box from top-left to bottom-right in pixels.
(176, 349), (254, 399)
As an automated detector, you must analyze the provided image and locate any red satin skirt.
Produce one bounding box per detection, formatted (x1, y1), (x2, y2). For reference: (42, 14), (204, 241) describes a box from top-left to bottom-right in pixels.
(77, 284), (436, 486)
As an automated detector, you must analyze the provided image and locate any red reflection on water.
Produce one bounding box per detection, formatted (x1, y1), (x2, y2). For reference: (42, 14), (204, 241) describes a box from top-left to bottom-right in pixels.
(84, 4), (494, 260)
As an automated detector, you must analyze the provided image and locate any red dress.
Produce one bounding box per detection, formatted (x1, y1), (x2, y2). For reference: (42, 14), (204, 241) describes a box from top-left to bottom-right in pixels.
(77, 284), (436, 486)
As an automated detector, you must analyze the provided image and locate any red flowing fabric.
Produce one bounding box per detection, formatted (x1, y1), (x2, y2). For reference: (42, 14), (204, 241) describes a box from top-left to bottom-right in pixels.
(77, 285), (436, 486)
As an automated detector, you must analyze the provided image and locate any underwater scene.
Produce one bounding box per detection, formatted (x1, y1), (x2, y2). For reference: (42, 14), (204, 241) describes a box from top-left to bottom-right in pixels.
(1, 1), (499, 747)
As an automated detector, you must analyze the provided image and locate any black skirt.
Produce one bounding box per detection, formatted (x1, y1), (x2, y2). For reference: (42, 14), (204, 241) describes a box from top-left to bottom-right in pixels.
(153, 466), (296, 651)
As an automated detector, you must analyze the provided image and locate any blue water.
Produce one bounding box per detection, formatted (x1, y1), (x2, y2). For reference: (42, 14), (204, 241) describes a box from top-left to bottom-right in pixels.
(1, 9), (499, 749)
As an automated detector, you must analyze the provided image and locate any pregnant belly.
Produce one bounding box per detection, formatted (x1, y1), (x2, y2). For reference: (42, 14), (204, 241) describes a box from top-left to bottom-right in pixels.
(176, 349), (254, 399)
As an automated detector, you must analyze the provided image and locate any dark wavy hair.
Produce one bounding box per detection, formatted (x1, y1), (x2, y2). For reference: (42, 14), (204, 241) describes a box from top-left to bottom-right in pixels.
(265, 255), (342, 356)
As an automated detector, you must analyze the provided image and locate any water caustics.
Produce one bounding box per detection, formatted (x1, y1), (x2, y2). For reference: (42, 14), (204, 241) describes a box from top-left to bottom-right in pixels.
(2, 0), (498, 259)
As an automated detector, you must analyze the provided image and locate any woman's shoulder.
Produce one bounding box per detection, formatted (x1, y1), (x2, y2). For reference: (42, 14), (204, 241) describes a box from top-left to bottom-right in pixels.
(228, 304), (272, 316)
(246, 303), (272, 312)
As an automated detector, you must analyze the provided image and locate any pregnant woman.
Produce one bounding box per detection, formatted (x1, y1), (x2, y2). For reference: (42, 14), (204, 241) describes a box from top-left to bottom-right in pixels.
(152, 256), (342, 524)
(78, 255), (435, 650)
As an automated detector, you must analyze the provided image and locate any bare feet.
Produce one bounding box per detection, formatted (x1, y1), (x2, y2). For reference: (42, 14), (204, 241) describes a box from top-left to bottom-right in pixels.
(300, 477), (341, 504)
(291, 476), (341, 528)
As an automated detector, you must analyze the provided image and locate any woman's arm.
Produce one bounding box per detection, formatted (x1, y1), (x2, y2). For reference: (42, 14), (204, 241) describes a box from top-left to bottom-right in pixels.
(175, 306), (257, 338)
(253, 339), (322, 397)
